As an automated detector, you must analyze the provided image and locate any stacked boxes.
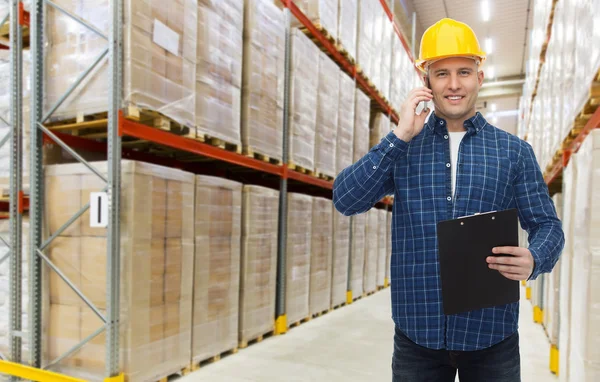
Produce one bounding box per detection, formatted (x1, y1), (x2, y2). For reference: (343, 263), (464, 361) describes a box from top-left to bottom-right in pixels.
(293, 0), (338, 40)
(336, 72), (355, 175)
(376, 209), (387, 287)
(192, 176), (242, 365)
(239, 185), (279, 344)
(196, 1), (243, 144)
(357, 1), (375, 82)
(45, 161), (194, 381)
(548, 193), (563, 347)
(354, 89), (370, 161)
(350, 213), (366, 297)
(379, 13), (393, 101)
(370, 112), (389, 149)
(46, 0), (198, 128)
(331, 207), (350, 308)
(310, 197), (333, 315)
(289, 28), (319, 170)
(242, 0), (285, 161)
(337, 0), (357, 62)
(286, 193), (313, 326)
(363, 209), (378, 294)
(315, 52), (340, 178)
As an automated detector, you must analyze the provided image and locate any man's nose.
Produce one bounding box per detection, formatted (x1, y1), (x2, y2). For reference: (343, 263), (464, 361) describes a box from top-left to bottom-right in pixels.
(448, 74), (461, 91)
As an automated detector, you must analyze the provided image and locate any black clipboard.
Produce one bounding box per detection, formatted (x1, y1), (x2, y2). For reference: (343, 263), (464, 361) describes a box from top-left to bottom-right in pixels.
(437, 209), (520, 315)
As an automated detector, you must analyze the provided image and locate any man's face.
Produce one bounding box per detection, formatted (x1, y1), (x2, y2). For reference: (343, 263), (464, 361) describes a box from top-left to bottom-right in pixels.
(427, 57), (484, 122)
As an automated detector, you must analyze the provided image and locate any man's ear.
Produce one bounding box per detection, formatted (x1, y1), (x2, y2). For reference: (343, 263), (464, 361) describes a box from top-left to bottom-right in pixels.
(478, 70), (485, 86)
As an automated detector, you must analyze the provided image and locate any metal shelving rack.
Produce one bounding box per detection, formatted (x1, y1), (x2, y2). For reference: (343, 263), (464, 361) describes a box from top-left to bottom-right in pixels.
(0, 0), (412, 379)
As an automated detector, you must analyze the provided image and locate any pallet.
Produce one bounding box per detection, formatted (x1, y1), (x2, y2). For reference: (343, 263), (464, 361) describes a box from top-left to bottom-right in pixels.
(299, 23), (336, 45)
(155, 365), (192, 382)
(335, 41), (356, 65)
(377, 285), (385, 291)
(196, 134), (242, 154)
(243, 147), (282, 165)
(311, 308), (330, 319)
(315, 171), (334, 181)
(289, 316), (312, 328)
(288, 162), (315, 176)
(0, 21), (30, 49)
(189, 348), (239, 372)
(124, 106), (194, 137)
(332, 302), (347, 310)
(239, 330), (274, 349)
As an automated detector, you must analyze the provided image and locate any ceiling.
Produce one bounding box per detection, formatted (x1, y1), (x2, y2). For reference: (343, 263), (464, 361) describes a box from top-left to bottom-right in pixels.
(407, 0), (533, 135)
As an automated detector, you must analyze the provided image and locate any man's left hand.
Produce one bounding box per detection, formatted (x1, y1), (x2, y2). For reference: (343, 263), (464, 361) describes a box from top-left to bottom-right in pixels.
(487, 247), (534, 281)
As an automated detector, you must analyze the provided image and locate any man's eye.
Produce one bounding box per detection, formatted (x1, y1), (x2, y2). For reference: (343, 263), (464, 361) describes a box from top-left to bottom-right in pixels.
(437, 73), (447, 77)
(460, 71), (470, 76)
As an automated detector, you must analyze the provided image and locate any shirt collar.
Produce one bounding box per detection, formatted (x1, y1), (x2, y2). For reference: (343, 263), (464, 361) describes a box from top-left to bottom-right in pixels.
(426, 111), (488, 136)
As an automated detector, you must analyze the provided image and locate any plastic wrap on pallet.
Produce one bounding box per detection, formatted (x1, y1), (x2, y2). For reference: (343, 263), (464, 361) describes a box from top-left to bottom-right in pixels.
(378, 9), (393, 101)
(369, 112), (389, 149)
(548, 192), (563, 346)
(376, 209), (387, 287)
(390, 35), (406, 110)
(315, 52), (340, 178)
(0, 218), (29, 360)
(310, 197), (333, 315)
(46, 0), (198, 128)
(350, 212), (366, 297)
(357, 0), (375, 80)
(196, 1), (243, 145)
(560, 159), (578, 382)
(574, 0), (594, 119)
(240, 185), (278, 344)
(192, 175), (242, 365)
(44, 160), (194, 382)
(336, 72), (355, 175)
(363, 208), (378, 294)
(286, 193), (313, 327)
(292, 0), (338, 41)
(242, 0), (285, 162)
(568, 130), (600, 381)
(370, 7), (384, 94)
(331, 207), (350, 308)
(353, 89), (370, 162)
(289, 28), (319, 170)
(337, 0), (357, 62)
(562, 0), (577, 137)
(386, 211), (392, 282)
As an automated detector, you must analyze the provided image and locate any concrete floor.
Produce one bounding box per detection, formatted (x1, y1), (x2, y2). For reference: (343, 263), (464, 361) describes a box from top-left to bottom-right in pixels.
(180, 287), (557, 382)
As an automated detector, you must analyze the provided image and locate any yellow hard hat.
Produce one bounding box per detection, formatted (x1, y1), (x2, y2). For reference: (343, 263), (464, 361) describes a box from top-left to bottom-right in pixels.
(415, 18), (486, 73)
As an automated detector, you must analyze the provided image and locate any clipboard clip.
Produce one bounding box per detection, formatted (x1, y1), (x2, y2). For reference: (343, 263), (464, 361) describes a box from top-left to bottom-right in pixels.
(457, 210), (497, 219)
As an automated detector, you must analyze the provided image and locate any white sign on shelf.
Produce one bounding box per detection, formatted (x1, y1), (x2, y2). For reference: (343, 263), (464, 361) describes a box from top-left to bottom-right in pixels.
(90, 192), (108, 228)
(153, 19), (180, 56)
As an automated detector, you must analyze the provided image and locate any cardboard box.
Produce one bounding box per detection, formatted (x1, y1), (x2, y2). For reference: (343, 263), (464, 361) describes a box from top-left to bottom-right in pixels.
(363, 209), (379, 294)
(331, 207), (350, 307)
(354, 89), (370, 162)
(310, 197), (333, 314)
(315, 52), (340, 178)
(350, 212), (366, 296)
(336, 72), (356, 174)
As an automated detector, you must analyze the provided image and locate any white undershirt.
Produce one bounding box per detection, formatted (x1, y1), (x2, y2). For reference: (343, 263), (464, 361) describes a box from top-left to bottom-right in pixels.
(449, 131), (467, 196)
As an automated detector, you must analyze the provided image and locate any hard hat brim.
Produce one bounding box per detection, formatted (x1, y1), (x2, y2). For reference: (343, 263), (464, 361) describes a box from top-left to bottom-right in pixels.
(416, 53), (487, 73)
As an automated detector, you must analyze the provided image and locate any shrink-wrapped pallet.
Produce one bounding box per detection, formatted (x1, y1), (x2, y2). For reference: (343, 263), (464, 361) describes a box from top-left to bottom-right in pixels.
(547, 192), (563, 346)
(567, 130), (600, 382)
(286, 193), (312, 326)
(289, 28), (319, 170)
(363, 208), (378, 294)
(315, 52), (340, 178)
(0, 218), (29, 360)
(369, 112), (389, 149)
(386, 211), (392, 284)
(350, 212), (366, 297)
(293, 0), (338, 41)
(390, 35), (405, 110)
(560, 159), (577, 382)
(337, 0), (357, 62)
(357, 0), (375, 81)
(336, 72), (355, 175)
(196, 1), (243, 145)
(561, 0), (576, 136)
(242, 0), (285, 161)
(44, 161), (194, 382)
(331, 207), (350, 307)
(376, 209), (387, 287)
(46, 0), (198, 129)
(380, 14), (393, 101)
(192, 176), (242, 365)
(239, 185), (279, 345)
(310, 197), (333, 314)
(370, 8), (384, 93)
(353, 89), (370, 162)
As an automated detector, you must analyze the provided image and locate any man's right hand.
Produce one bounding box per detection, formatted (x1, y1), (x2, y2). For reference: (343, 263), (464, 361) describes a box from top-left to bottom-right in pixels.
(394, 87), (433, 143)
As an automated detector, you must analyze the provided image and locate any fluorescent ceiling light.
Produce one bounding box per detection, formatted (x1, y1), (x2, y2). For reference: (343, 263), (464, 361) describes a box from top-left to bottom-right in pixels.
(487, 66), (495, 79)
(491, 103), (497, 112)
(482, 1), (490, 22)
(485, 38), (493, 54)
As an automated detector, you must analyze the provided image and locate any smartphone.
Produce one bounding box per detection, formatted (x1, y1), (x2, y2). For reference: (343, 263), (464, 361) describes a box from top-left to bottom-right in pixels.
(416, 76), (431, 115)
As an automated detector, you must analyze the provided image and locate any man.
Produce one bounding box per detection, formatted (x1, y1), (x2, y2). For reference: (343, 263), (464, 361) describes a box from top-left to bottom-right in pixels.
(333, 18), (564, 382)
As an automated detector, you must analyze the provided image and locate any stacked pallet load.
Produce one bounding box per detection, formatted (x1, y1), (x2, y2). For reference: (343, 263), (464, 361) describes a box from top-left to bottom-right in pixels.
(46, 0), (198, 131)
(315, 52), (340, 179)
(386, 211), (392, 286)
(191, 176), (242, 367)
(242, 0), (285, 162)
(356, 1), (375, 82)
(289, 28), (319, 172)
(353, 89), (370, 161)
(310, 197), (333, 316)
(376, 209), (387, 288)
(293, 0), (338, 41)
(196, 1), (243, 147)
(336, 0), (357, 62)
(369, 7), (383, 93)
(379, 11), (393, 101)
(350, 212), (366, 297)
(45, 161), (194, 381)
(335, 72), (355, 175)
(331, 208), (350, 308)
(567, 130), (600, 381)
(239, 185), (279, 347)
(370, 112), (389, 148)
(363, 209), (378, 294)
(286, 193), (313, 327)
(546, 192), (562, 362)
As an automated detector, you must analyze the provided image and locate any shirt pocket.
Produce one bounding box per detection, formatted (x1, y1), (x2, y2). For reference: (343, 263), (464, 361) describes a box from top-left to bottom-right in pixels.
(464, 158), (514, 209)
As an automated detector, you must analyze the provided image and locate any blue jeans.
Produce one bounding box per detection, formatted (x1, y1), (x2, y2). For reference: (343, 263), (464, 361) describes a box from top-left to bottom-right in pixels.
(392, 327), (521, 382)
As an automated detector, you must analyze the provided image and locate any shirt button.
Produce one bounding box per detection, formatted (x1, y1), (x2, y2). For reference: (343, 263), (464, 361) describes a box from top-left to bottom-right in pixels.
(440, 121), (444, 125)
(446, 163), (451, 168)
(389, 143), (394, 147)
(447, 196), (452, 201)
(444, 135), (449, 139)
(372, 166), (377, 169)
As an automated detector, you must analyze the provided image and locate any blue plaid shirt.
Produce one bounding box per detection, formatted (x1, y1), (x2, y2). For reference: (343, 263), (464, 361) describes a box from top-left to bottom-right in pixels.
(333, 111), (564, 351)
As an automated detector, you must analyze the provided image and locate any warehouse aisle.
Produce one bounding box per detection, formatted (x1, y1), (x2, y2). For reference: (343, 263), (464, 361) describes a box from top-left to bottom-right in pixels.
(180, 287), (557, 382)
